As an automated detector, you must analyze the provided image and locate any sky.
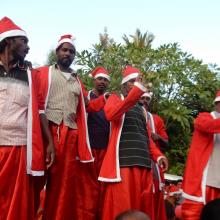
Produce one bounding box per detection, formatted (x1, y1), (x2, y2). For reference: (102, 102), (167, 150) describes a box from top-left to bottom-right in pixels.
(1, 0), (220, 67)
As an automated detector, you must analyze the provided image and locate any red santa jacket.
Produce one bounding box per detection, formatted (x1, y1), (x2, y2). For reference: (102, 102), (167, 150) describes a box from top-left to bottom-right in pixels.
(35, 65), (105, 162)
(98, 82), (164, 182)
(183, 112), (220, 203)
(26, 69), (44, 176)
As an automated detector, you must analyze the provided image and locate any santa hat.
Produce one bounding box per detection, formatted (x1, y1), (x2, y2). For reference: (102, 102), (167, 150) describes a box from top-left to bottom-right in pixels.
(169, 185), (182, 196)
(214, 90), (220, 103)
(121, 65), (141, 84)
(89, 66), (110, 81)
(56, 34), (75, 50)
(142, 92), (153, 99)
(0, 17), (27, 42)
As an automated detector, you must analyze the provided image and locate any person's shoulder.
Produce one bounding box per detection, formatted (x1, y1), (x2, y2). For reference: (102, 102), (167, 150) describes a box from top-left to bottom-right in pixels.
(196, 112), (212, 118)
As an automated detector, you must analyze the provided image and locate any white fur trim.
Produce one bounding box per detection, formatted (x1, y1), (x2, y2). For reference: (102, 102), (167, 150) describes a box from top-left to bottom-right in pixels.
(134, 81), (147, 92)
(121, 73), (138, 84)
(56, 38), (75, 49)
(94, 73), (110, 81)
(0, 29), (27, 42)
(26, 69), (33, 175)
(214, 97), (220, 103)
(98, 177), (121, 182)
(39, 110), (45, 114)
(182, 192), (204, 202)
(29, 170), (44, 176)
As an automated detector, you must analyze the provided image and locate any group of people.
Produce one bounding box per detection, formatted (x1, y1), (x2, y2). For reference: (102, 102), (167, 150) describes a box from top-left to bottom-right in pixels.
(0, 16), (169, 220)
(1, 16), (220, 220)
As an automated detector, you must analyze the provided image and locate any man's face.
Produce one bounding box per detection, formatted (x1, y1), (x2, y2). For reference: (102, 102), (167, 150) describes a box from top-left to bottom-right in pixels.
(139, 96), (151, 109)
(94, 76), (109, 93)
(10, 36), (29, 62)
(215, 101), (220, 113)
(123, 78), (136, 94)
(56, 43), (76, 68)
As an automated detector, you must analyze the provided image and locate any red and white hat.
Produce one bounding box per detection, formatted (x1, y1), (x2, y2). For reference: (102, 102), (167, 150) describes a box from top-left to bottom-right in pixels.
(169, 185), (182, 196)
(56, 34), (75, 50)
(89, 66), (110, 81)
(142, 92), (153, 99)
(0, 17), (27, 42)
(121, 65), (141, 84)
(214, 90), (220, 103)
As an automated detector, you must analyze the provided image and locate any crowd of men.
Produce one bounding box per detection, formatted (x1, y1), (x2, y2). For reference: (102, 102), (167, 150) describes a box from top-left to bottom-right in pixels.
(1, 16), (220, 220)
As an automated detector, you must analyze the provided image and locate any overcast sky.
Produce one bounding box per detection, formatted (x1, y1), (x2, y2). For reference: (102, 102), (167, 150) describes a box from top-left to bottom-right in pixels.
(1, 0), (219, 66)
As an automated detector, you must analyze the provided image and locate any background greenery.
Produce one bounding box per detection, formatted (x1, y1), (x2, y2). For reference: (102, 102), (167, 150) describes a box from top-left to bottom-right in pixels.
(46, 29), (220, 175)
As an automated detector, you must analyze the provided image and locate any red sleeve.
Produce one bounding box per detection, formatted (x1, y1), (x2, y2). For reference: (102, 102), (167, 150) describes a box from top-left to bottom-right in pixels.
(104, 84), (145, 121)
(147, 121), (164, 162)
(154, 114), (169, 140)
(194, 112), (220, 133)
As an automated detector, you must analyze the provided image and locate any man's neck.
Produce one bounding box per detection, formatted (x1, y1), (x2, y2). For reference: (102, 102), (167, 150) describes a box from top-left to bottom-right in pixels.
(57, 64), (71, 73)
(93, 88), (104, 97)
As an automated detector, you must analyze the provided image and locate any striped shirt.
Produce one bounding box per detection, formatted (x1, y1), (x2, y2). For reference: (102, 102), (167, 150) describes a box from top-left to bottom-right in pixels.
(119, 104), (151, 168)
(45, 65), (81, 129)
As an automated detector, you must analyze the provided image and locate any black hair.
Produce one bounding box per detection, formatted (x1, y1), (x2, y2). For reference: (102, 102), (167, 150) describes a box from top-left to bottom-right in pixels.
(200, 198), (220, 220)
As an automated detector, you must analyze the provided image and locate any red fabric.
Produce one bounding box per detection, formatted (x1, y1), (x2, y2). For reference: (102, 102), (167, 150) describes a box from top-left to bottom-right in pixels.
(75, 149), (107, 220)
(0, 146), (34, 220)
(43, 123), (78, 220)
(101, 167), (155, 220)
(30, 69), (45, 174)
(99, 86), (164, 182)
(182, 186), (220, 220)
(183, 112), (220, 200)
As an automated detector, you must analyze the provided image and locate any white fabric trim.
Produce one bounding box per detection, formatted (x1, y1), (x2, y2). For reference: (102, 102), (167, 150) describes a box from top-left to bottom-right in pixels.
(214, 97), (220, 103)
(79, 158), (95, 163)
(29, 170), (44, 176)
(169, 191), (182, 196)
(26, 69), (33, 175)
(134, 81), (147, 92)
(0, 29), (27, 42)
(94, 73), (110, 81)
(44, 66), (52, 109)
(56, 38), (75, 49)
(147, 112), (156, 133)
(98, 177), (121, 182)
(182, 192), (204, 202)
(39, 110), (45, 114)
(121, 73), (138, 84)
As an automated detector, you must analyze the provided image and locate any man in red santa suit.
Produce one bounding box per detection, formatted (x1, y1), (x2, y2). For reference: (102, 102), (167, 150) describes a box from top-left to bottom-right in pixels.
(0, 17), (46, 220)
(98, 65), (168, 220)
(35, 35), (106, 220)
(182, 91), (220, 220)
(75, 66), (111, 220)
(139, 92), (169, 220)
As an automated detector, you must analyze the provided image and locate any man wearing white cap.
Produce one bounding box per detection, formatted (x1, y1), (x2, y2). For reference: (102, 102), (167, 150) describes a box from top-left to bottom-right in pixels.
(182, 91), (220, 220)
(0, 16), (48, 220)
(36, 35), (106, 220)
(139, 92), (169, 220)
(76, 66), (111, 219)
(98, 65), (167, 220)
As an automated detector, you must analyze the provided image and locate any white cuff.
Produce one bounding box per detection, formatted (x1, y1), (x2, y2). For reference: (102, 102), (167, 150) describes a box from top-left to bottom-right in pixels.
(157, 156), (166, 164)
(134, 82), (147, 92)
(39, 110), (45, 114)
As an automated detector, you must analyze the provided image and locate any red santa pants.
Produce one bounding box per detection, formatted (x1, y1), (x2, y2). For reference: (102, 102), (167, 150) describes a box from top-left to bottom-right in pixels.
(75, 149), (106, 220)
(0, 146), (34, 220)
(182, 185), (220, 220)
(43, 123), (78, 220)
(101, 167), (155, 220)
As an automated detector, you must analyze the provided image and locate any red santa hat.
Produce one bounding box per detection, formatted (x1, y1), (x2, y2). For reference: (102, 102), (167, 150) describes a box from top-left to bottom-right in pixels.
(56, 34), (75, 50)
(0, 16), (27, 42)
(121, 65), (141, 84)
(142, 92), (153, 99)
(214, 90), (220, 103)
(89, 66), (110, 81)
(169, 185), (182, 196)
